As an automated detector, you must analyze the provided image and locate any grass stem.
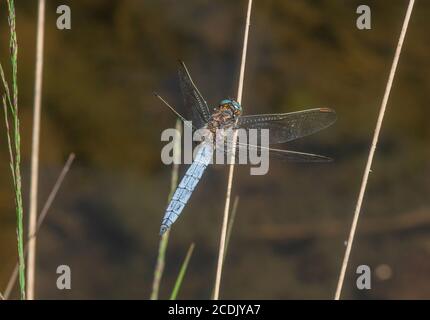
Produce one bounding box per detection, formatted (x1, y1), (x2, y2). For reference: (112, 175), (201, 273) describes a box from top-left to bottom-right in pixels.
(0, 0), (26, 300)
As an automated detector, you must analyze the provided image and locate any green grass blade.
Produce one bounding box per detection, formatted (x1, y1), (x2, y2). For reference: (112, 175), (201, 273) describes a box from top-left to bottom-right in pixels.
(150, 230), (170, 300)
(1, 0), (25, 300)
(2, 96), (16, 185)
(170, 243), (195, 300)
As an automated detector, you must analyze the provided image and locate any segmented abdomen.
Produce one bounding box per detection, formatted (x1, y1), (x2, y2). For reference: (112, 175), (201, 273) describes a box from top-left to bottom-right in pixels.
(160, 143), (213, 235)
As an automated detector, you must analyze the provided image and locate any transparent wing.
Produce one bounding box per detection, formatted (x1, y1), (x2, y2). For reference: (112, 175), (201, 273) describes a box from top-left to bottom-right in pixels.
(220, 141), (332, 163)
(236, 108), (337, 144)
(178, 61), (211, 129)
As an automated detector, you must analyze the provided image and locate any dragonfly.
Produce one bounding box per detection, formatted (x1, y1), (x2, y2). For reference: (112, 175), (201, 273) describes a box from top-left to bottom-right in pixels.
(156, 61), (336, 235)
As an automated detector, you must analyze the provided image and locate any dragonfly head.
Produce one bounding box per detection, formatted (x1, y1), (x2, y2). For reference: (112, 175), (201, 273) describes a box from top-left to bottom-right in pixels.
(218, 99), (242, 118)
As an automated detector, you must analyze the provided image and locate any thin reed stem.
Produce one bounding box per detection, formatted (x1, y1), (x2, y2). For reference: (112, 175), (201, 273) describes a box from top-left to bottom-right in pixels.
(150, 119), (181, 300)
(213, 0), (253, 300)
(27, 0), (46, 300)
(334, 0), (415, 300)
(3, 154), (75, 300)
(224, 196), (239, 263)
(211, 196), (239, 299)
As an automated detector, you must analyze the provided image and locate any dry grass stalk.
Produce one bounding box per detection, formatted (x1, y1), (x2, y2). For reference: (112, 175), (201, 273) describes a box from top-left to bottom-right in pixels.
(213, 0), (253, 300)
(27, 0), (46, 300)
(334, 0), (416, 300)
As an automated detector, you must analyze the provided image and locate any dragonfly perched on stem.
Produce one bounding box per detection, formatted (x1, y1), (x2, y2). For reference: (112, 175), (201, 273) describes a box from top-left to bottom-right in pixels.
(155, 61), (336, 235)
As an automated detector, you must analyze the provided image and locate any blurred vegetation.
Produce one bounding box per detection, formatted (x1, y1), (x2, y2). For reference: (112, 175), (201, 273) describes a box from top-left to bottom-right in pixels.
(0, 0), (429, 299)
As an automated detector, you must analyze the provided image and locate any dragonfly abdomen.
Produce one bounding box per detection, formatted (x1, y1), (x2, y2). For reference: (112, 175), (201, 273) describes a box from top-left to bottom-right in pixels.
(160, 143), (213, 235)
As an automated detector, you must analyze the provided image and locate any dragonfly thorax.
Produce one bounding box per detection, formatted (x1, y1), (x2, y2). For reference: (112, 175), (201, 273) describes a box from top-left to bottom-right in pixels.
(207, 99), (242, 133)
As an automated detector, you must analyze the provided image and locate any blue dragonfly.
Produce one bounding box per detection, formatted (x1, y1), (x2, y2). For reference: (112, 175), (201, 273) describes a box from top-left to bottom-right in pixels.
(156, 61), (336, 235)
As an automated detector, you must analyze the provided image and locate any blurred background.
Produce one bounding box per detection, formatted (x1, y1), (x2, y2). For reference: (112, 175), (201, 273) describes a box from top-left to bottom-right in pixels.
(0, 0), (429, 299)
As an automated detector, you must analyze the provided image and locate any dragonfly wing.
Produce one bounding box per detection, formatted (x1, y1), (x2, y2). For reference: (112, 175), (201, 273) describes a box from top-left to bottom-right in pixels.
(236, 108), (337, 144)
(222, 141), (332, 163)
(178, 61), (211, 129)
(249, 145), (332, 162)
